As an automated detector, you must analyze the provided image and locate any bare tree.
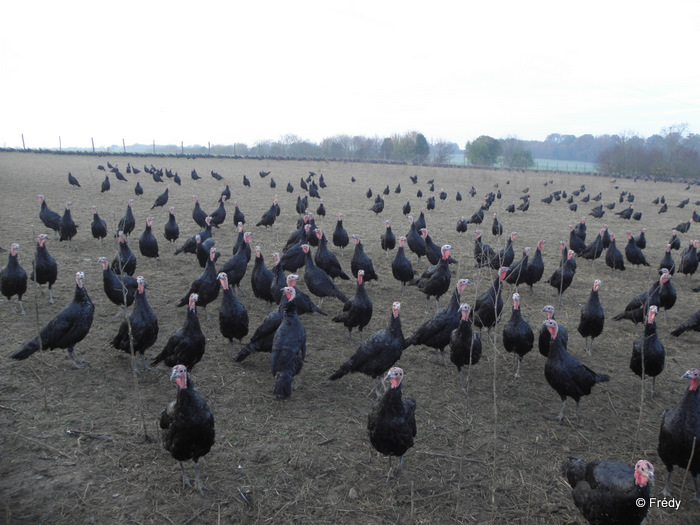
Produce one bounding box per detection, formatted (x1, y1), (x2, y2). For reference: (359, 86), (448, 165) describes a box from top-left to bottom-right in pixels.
(431, 139), (457, 165)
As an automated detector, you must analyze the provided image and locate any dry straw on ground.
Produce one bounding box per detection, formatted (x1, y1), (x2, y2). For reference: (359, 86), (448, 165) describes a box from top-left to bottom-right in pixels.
(0, 152), (698, 524)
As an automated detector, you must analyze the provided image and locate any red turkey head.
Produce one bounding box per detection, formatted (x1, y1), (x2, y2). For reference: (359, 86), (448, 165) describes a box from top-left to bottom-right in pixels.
(385, 367), (404, 389)
(170, 365), (189, 389)
(634, 460), (654, 487)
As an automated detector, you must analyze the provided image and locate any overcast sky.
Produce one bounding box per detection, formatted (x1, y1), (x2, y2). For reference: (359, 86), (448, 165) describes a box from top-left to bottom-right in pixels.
(2, 1), (699, 150)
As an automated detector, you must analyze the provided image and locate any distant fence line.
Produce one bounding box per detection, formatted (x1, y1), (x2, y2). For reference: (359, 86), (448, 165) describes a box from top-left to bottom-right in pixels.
(0, 146), (599, 174)
(4, 145), (694, 184)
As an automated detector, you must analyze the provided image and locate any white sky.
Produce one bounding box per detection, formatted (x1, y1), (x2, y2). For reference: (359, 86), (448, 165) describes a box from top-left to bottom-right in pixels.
(2, 1), (699, 149)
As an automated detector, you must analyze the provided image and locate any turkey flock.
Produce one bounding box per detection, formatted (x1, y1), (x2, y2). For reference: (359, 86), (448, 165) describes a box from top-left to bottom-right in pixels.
(2, 154), (700, 524)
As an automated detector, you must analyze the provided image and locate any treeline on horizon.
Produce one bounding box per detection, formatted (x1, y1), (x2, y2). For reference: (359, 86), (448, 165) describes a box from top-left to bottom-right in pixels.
(10, 124), (700, 178)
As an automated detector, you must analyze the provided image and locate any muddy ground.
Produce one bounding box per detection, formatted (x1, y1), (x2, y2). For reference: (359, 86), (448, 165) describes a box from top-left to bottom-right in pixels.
(0, 151), (699, 524)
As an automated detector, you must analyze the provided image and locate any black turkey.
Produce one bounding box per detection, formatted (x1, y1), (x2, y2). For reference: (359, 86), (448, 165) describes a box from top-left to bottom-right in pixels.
(629, 305), (664, 397)
(367, 367), (416, 480)
(329, 302), (404, 397)
(563, 457), (654, 525)
(159, 365), (215, 496)
(577, 280), (605, 355)
(542, 319), (609, 422)
(657, 368), (700, 501)
(270, 287), (307, 399)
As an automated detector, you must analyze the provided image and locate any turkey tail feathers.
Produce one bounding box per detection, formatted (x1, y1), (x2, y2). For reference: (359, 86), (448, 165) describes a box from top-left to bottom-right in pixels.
(10, 337), (41, 360)
(329, 360), (353, 380)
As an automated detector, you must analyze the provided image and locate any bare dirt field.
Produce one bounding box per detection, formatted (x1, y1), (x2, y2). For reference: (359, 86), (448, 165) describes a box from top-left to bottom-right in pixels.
(1, 151), (699, 524)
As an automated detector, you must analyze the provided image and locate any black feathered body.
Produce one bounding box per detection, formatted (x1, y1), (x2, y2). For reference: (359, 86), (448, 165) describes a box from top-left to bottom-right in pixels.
(474, 275), (504, 330)
(411, 257), (451, 305)
(351, 240), (378, 281)
(579, 233), (604, 261)
(406, 221), (426, 259)
(151, 187), (169, 210)
(58, 208), (78, 242)
(659, 247), (675, 275)
(605, 238), (625, 272)
(232, 203), (245, 226)
(221, 244), (250, 292)
(502, 305), (534, 359)
(330, 309), (403, 381)
(381, 226), (396, 251)
(196, 238), (218, 268)
(192, 201), (208, 229)
(678, 242), (699, 276)
(270, 299), (307, 399)
(235, 301), (285, 362)
(547, 256), (576, 296)
(101, 266), (137, 307)
(159, 375), (215, 465)
(474, 233), (495, 266)
(630, 317), (664, 380)
(331, 275), (372, 338)
(110, 288), (158, 356)
(423, 233), (442, 266)
(40, 199), (61, 234)
(577, 287), (605, 340)
(367, 384), (416, 459)
(91, 212), (107, 241)
(505, 251), (529, 286)
(139, 224), (159, 259)
(280, 243), (306, 273)
(563, 457), (651, 525)
(405, 286), (463, 351)
(11, 282), (94, 360)
(524, 245), (545, 291)
(31, 241), (58, 292)
(315, 234), (349, 280)
(209, 199), (226, 227)
(657, 378), (700, 481)
(391, 244), (415, 286)
(178, 257), (219, 310)
(625, 237), (649, 267)
(117, 205), (135, 237)
(304, 250), (348, 303)
(538, 318), (568, 357)
(613, 276), (675, 322)
(112, 240), (137, 276)
(251, 252), (275, 303)
(450, 313), (482, 370)
(479, 235), (514, 270)
(151, 307), (206, 371)
(332, 219), (349, 252)
(1, 250), (27, 303)
(218, 285), (249, 344)
(164, 210), (180, 243)
(256, 205), (277, 228)
(671, 310), (700, 337)
(545, 333), (610, 406)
